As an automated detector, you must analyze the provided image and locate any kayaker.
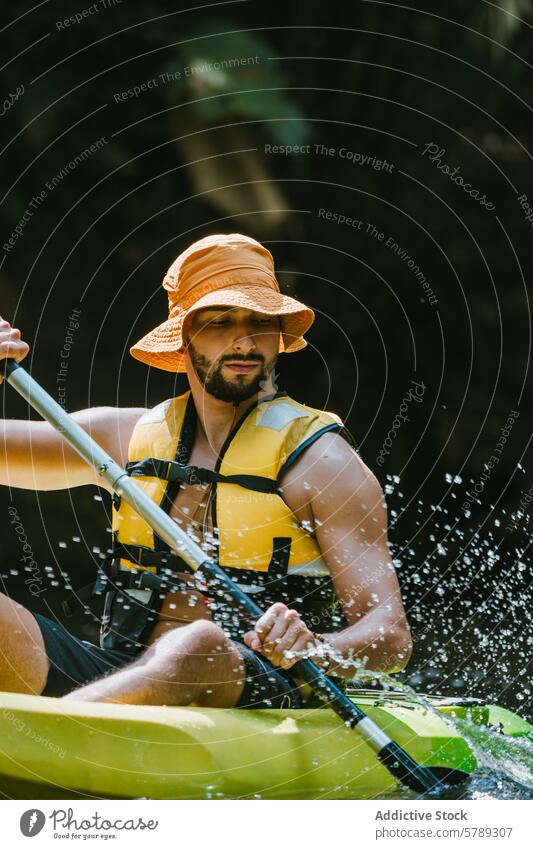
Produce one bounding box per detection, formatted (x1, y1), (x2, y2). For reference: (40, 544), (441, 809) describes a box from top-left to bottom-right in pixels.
(0, 233), (412, 709)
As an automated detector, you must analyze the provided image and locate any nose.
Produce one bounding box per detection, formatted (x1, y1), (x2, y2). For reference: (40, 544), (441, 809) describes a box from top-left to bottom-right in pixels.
(230, 325), (257, 356)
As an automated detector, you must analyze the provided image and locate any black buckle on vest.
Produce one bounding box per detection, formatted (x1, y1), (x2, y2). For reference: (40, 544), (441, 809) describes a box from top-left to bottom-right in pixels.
(174, 463), (208, 485)
(126, 458), (171, 480)
(125, 457), (279, 494)
(126, 458), (212, 486)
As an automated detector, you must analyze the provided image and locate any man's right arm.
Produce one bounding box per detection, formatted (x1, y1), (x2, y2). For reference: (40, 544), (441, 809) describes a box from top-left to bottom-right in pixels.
(0, 407), (147, 492)
(0, 317), (147, 491)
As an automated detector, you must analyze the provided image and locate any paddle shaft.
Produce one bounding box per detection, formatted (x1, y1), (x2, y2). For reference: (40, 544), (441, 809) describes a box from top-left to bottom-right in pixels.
(2, 358), (450, 792)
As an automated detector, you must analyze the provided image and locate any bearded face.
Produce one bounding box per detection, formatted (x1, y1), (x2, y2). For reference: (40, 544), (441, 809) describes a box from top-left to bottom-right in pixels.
(184, 307), (281, 402)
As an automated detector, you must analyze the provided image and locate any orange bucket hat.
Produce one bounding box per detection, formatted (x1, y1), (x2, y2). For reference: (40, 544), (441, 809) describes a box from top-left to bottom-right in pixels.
(130, 233), (315, 373)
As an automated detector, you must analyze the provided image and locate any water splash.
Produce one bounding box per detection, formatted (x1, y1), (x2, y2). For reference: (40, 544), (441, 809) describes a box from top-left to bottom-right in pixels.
(381, 471), (531, 720)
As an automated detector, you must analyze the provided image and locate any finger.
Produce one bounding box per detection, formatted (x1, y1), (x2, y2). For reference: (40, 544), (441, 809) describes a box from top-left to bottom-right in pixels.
(0, 326), (19, 340)
(0, 321), (12, 384)
(0, 329), (22, 345)
(254, 603), (287, 639)
(254, 611), (277, 638)
(261, 607), (296, 653)
(0, 339), (28, 360)
(243, 630), (262, 651)
(0, 331), (25, 347)
(269, 617), (308, 665)
(272, 611), (307, 663)
(279, 633), (317, 669)
(262, 609), (301, 660)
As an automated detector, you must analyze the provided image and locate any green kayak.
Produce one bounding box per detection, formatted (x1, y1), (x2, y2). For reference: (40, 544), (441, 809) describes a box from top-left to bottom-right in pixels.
(0, 689), (530, 799)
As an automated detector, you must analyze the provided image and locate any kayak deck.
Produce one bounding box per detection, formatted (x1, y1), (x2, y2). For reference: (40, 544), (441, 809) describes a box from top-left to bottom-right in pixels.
(0, 690), (529, 799)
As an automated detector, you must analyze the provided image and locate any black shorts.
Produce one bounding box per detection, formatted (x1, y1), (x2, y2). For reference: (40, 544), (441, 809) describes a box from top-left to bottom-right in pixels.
(34, 613), (303, 709)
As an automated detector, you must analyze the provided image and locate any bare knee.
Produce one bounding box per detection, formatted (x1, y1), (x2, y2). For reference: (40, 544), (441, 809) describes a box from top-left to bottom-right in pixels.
(151, 620), (229, 658)
(147, 619), (232, 667)
(0, 592), (49, 694)
(143, 620), (244, 707)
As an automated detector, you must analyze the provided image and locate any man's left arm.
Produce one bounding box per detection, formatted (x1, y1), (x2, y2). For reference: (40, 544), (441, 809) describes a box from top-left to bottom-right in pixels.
(244, 432), (413, 676)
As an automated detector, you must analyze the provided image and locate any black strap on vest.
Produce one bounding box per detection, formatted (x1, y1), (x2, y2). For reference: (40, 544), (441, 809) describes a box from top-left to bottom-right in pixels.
(125, 457), (279, 494)
(110, 565), (192, 595)
(268, 536), (291, 579)
(111, 542), (195, 573)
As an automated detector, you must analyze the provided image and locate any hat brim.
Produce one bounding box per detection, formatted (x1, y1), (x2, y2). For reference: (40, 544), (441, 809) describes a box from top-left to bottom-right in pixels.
(129, 283), (314, 373)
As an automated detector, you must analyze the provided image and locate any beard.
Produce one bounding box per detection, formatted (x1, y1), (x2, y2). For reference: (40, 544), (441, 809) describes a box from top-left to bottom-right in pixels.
(188, 343), (278, 403)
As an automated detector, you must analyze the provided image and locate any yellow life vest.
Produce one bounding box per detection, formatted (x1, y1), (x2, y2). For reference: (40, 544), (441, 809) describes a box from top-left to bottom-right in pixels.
(112, 390), (344, 580)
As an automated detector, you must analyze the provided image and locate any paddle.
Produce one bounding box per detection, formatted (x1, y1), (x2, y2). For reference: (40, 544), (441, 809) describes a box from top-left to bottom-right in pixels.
(1, 358), (469, 793)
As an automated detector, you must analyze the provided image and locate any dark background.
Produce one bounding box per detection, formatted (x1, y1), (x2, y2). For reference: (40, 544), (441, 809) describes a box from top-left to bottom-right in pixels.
(0, 1), (531, 718)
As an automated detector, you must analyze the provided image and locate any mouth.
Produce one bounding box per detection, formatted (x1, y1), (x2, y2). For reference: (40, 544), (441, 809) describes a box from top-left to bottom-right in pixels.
(222, 361), (261, 374)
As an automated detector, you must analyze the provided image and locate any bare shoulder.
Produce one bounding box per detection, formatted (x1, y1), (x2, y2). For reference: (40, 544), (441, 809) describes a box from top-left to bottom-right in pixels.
(280, 432), (384, 516)
(282, 431), (380, 493)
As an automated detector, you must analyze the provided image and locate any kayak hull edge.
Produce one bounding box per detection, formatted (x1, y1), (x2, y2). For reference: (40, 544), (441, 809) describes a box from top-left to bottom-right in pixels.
(0, 690), (527, 800)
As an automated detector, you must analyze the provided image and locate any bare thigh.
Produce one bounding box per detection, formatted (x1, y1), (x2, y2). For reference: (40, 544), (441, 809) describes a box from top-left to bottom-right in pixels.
(0, 592), (49, 694)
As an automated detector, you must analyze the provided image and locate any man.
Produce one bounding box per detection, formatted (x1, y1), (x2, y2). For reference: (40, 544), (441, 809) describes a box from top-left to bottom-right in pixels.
(0, 233), (412, 708)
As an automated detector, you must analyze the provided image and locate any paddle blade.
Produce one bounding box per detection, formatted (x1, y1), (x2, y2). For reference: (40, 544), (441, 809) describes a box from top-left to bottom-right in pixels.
(377, 741), (470, 793)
